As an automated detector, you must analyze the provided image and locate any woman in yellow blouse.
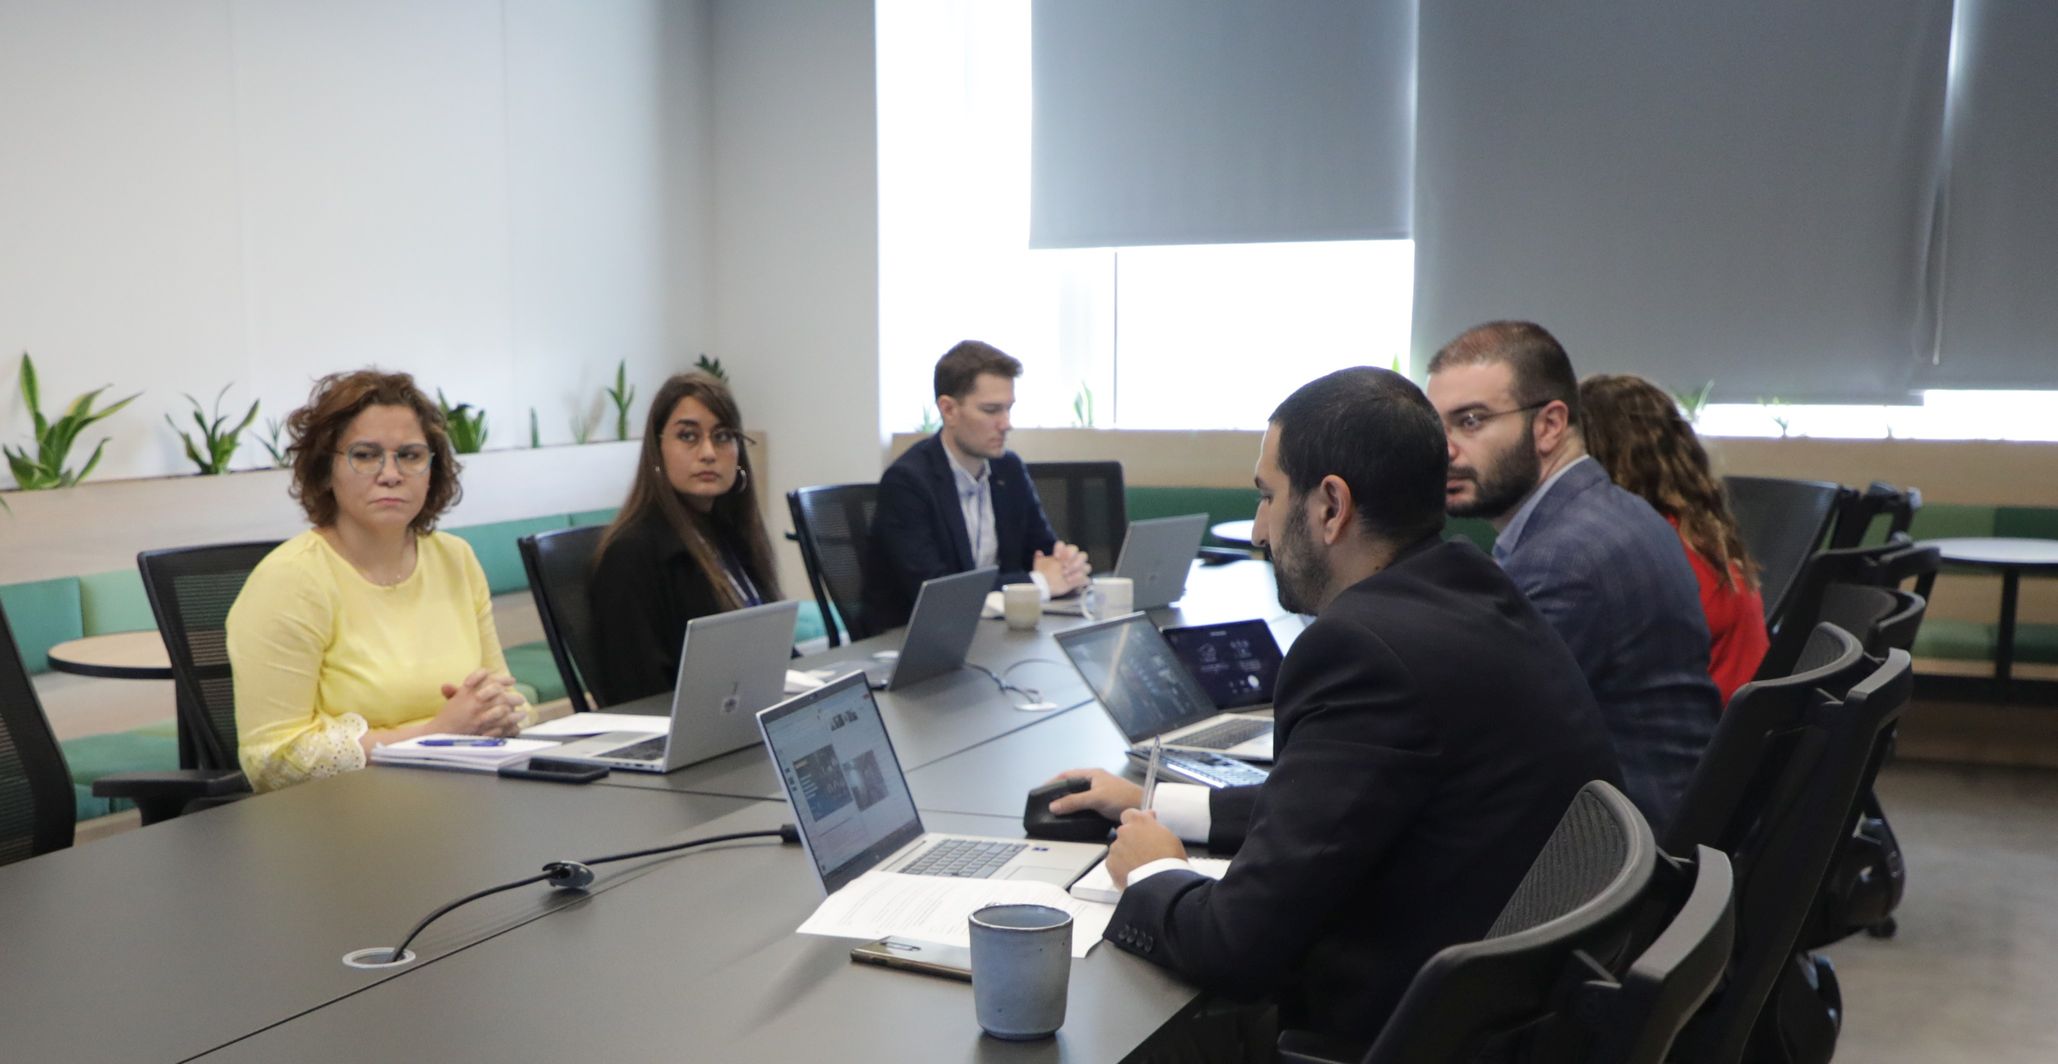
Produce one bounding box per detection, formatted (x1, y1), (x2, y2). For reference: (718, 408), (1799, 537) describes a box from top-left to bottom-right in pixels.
(227, 369), (531, 792)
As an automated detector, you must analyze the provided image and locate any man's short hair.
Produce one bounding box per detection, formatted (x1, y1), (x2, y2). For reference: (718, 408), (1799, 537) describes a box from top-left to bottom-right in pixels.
(934, 340), (1023, 401)
(1426, 320), (1582, 428)
(1269, 367), (1448, 546)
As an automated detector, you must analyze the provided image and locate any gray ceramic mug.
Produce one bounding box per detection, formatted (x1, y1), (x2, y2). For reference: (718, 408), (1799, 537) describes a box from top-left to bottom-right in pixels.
(968, 903), (1074, 1039)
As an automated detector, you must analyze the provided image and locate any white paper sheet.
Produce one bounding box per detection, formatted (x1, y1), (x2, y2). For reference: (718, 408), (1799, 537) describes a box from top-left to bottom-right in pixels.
(797, 871), (1115, 959)
(520, 713), (671, 738)
(1068, 856), (1231, 904)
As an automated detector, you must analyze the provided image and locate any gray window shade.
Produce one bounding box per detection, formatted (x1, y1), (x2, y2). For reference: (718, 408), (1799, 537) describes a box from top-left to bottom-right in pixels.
(1922, 1), (2058, 390)
(1412, 1), (1952, 403)
(1030, 0), (1415, 250)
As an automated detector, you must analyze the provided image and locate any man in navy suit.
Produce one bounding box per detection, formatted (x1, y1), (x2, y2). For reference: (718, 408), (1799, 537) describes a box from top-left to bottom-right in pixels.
(862, 341), (1091, 631)
(1426, 321), (1719, 831)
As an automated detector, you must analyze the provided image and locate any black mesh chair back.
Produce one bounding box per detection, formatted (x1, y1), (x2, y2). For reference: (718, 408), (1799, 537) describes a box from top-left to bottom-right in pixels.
(1756, 541), (1906, 680)
(1586, 846), (1737, 1064)
(1347, 781), (1658, 1063)
(1826, 481), (1922, 549)
(518, 525), (608, 713)
(138, 542), (282, 772)
(0, 600), (74, 865)
(1817, 585), (1900, 659)
(1672, 647), (1913, 1064)
(787, 484), (880, 646)
(1723, 476), (1848, 624)
(1026, 461), (1127, 571)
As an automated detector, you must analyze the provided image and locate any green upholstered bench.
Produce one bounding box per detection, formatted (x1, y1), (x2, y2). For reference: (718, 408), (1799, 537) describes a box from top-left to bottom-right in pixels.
(59, 720), (181, 819)
(0, 576), (85, 674)
(1126, 486), (1255, 546)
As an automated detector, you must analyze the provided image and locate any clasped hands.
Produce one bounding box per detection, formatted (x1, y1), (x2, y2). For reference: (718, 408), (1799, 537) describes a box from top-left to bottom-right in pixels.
(1045, 768), (1187, 888)
(433, 668), (528, 737)
(1033, 541), (1092, 596)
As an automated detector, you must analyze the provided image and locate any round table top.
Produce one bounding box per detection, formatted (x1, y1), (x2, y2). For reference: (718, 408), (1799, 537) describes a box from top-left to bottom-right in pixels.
(46, 630), (175, 680)
(1210, 519), (1256, 547)
(1923, 537), (2058, 570)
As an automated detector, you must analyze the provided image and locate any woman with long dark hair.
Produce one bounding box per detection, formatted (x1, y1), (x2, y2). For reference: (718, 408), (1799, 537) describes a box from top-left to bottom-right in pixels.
(1580, 373), (1768, 702)
(587, 372), (781, 704)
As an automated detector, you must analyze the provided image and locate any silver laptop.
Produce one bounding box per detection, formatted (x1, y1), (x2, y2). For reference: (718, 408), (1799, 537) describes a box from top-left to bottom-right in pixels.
(759, 671), (1106, 894)
(549, 600), (799, 773)
(855, 565), (996, 692)
(1055, 612), (1274, 762)
(1046, 513), (1209, 614)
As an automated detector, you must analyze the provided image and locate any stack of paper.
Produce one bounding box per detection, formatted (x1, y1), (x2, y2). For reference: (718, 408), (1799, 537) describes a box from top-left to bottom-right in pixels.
(797, 871), (1116, 959)
(370, 734), (557, 772)
(520, 713), (669, 738)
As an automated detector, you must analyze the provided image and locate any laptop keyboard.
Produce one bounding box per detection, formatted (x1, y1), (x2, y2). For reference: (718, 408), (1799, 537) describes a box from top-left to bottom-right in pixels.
(900, 838), (1026, 879)
(601, 735), (668, 762)
(1176, 718), (1273, 750)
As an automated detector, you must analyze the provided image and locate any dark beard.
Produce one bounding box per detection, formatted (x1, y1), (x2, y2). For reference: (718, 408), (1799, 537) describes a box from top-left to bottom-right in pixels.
(1270, 502), (1329, 615)
(1448, 436), (1541, 520)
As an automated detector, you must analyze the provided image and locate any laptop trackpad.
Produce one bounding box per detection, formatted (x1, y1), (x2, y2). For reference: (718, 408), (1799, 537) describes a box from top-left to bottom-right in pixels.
(999, 865), (1077, 886)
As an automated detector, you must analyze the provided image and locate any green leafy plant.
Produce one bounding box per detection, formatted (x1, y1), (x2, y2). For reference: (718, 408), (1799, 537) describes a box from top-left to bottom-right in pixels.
(3, 352), (140, 490)
(259, 417), (291, 468)
(529, 407), (542, 449)
(693, 353), (726, 380)
(917, 404), (940, 434)
(1673, 380), (1715, 425)
(436, 389), (489, 454)
(606, 360), (637, 441)
(1071, 382), (1096, 428)
(570, 409), (595, 445)
(166, 385), (261, 475)
(1760, 397), (1791, 439)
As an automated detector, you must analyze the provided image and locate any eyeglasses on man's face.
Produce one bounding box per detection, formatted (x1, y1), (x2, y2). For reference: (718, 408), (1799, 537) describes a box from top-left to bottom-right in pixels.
(338, 444), (434, 477)
(1444, 402), (1548, 438)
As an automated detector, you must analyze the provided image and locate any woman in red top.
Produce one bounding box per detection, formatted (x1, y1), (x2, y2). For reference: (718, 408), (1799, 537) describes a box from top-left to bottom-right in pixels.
(1579, 374), (1769, 704)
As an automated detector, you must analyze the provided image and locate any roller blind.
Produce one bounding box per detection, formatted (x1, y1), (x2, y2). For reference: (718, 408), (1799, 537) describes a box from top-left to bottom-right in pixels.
(1411, 1), (1953, 403)
(1921, 0), (2058, 390)
(1030, 0), (1415, 249)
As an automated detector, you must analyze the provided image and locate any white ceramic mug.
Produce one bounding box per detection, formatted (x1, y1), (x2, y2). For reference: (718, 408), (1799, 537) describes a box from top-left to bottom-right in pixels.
(1002, 582), (1043, 630)
(1083, 576), (1134, 619)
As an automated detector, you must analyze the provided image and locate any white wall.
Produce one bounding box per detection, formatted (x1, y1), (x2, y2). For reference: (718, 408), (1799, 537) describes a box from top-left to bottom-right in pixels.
(709, 0), (881, 587)
(0, 0), (714, 483)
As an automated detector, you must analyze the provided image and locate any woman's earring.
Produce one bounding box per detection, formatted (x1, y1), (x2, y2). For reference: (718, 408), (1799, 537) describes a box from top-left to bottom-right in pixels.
(730, 466), (749, 495)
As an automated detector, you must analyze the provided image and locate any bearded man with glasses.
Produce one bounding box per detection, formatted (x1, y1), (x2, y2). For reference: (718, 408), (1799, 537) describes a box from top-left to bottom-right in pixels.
(1426, 321), (1718, 832)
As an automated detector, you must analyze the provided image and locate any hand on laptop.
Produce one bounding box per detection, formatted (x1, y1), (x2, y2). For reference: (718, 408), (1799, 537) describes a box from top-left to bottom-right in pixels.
(434, 669), (527, 737)
(1107, 809), (1186, 888)
(1045, 768), (1139, 820)
(1034, 542), (1092, 596)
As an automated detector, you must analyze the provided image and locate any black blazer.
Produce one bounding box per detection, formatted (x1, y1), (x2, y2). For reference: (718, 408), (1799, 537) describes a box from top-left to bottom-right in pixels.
(861, 433), (1058, 631)
(1106, 538), (1622, 1046)
(586, 512), (770, 706)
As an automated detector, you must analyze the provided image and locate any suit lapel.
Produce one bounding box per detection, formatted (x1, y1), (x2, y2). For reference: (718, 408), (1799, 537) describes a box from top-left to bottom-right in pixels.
(991, 460), (1021, 569)
(923, 436), (976, 570)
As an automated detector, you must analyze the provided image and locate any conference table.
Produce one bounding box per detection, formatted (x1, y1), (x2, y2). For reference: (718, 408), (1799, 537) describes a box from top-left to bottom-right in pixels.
(0, 559), (1296, 1063)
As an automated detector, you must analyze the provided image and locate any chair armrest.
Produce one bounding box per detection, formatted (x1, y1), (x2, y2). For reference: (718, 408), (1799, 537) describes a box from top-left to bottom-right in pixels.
(92, 768), (246, 800)
(1276, 1029), (1364, 1064)
(93, 769), (250, 825)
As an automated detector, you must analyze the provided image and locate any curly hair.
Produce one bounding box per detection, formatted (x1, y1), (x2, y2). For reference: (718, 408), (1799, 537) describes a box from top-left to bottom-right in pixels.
(1579, 374), (1756, 591)
(285, 369), (463, 536)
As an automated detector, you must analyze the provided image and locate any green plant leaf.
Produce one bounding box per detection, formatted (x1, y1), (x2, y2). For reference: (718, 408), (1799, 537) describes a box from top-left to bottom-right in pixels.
(73, 437), (110, 486)
(230, 398), (261, 439)
(19, 354), (40, 419)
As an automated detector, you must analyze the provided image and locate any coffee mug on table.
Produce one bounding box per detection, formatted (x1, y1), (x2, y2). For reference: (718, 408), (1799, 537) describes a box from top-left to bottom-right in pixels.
(1082, 575), (1134, 620)
(969, 903), (1074, 1039)
(1002, 583), (1043, 630)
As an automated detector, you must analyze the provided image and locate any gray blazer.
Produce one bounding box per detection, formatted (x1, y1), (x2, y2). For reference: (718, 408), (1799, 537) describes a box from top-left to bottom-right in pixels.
(1495, 458), (1719, 831)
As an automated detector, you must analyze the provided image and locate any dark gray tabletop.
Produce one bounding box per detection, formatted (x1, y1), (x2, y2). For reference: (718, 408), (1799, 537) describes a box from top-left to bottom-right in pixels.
(191, 803), (1198, 1064)
(0, 770), (756, 1064)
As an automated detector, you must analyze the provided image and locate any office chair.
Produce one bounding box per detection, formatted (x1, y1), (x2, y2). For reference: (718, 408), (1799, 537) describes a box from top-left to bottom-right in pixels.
(1586, 846), (1737, 1064)
(0, 599), (75, 866)
(93, 543), (277, 823)
(1026, 461), (1127, 573)
(519, 525), (609, 712)
(1756, 540), (1917, 680)
(1723, 476), (1848, 625)
(1278, 780), (1659, 1064)
(787, 484), (880, 646)
(1826, 481), (1922, 549)
(1673, 644), (1914, 1064)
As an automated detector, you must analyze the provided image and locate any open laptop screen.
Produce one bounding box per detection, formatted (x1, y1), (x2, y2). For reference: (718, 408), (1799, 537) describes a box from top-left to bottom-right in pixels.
(1161, 619), (1283, 711)
(1054, 614), (1219, 744)
(759, 675), (924, 894)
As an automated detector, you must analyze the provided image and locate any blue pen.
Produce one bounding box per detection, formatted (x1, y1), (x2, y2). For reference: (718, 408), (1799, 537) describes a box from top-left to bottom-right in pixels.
(419, 737), (507, 747)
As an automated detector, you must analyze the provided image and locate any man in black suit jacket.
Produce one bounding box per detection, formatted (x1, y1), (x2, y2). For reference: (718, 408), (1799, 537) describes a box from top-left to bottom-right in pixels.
(1051, 368), (1620, 1049)
(862, 341), (1090, 630)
